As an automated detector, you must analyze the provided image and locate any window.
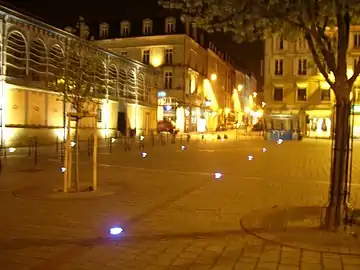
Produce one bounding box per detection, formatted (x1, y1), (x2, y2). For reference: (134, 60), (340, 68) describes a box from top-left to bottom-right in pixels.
(297, 38), (307, 51)
(354, 57), (360, 70)
(143, 19), (153, 35)
(120, 21), (130, 36)
(142, 50), (150, 64)
(165, 17), (176, 33)
(298, 59), (307, 75)
(321, 88), (331, 101)
(165, 48), (173, 64)
(273, 87), (283, 101)
(97, 109), (102, 122)
(279, 37), (284, 50)
(121, 51), (127, 56)
(164, 71), (173, 89)
(274, 59), (283, 75)
(297, 87), (307, 101)
(275, 35), (284, 51)
(354, 33), (360, 48)
(99, 22), (109, 38)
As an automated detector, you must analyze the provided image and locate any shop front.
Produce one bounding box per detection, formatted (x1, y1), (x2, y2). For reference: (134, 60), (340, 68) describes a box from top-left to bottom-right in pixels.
(306, 109), (333, 138)
(264, 112), (299, 140)
(351, 104), (360, 138)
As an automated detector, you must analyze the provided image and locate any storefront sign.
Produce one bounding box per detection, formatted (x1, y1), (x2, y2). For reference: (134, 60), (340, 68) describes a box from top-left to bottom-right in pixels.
(158, 91), (166, 98)
(352, 105), (360, 114)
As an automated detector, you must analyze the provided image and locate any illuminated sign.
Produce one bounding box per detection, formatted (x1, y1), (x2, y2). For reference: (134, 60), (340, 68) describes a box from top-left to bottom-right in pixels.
(352, 105), (360, 113)
(158, 91), (166, 98)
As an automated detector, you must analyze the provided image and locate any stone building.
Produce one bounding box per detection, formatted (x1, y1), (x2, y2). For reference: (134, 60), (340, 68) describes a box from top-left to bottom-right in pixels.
(0, 5), (158, 146)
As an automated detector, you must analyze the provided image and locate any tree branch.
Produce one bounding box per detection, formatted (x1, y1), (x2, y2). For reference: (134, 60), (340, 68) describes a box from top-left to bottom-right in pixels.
(305, 32), (334, 88)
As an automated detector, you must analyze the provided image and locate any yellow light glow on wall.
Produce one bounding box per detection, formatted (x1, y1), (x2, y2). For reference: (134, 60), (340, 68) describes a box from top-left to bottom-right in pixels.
(203, 79), (219, 110)
(232, 89), (242, 112)
(210, 73), (217, 81)
(190, 74), (196, 94)
(248, 95), (254, 109)
(320, 81), (330, 89)
(150, 48), (164, 67)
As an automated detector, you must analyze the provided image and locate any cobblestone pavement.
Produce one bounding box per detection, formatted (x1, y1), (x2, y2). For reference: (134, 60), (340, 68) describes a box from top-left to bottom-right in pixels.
(1, 139), (360, 269)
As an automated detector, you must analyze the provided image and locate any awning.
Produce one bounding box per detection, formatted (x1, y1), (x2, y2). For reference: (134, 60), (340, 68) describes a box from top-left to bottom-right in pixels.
(306, 109), (332, 118)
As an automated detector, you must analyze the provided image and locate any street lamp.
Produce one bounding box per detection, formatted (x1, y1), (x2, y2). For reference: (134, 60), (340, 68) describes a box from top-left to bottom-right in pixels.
(210, 73), (217, 81)
(237, 84), (243, 91)
(253, 92), (257, 97)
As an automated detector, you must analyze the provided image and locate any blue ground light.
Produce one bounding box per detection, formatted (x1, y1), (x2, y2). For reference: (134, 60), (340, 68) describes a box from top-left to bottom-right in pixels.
(109, 227), (123, 235)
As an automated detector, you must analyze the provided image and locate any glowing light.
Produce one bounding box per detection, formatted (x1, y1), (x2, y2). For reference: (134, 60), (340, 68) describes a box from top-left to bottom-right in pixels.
(140, 136), (144, 141)
(248, 155), (254, 160)
(277, 139), (283, 145)
(60, 167), (66, 173)
(262, 148), (267, 152)
(109, 227), (123, 235)
(205, 100), (211, 107)
(253, 92), (257, 97)
(141, 152), (148, 158)
(237, 84), (243, 91)
(214, 172), (223, 179)
(221, 139), (224, 142)
(210, 73), (217, 81)
(262, 102), (266, 108)
(225, 108), (231, 114)
(8, 147), (16, 153)
(111, 138), (116, 143)
(54, 128), (66, 140)
(203, 79), (219, 110)
(181, 145), (186, 150)
(70, 141), (76, 147)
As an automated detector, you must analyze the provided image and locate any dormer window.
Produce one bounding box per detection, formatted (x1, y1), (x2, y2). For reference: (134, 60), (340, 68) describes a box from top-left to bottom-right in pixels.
(143, 19), (153, 35)
(165, 17), (176, 33)
(120, 21), (130, 37)
(99, 22), (109, 38)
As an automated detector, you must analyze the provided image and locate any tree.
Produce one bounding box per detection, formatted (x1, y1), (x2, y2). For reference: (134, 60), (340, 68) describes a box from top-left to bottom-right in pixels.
(160, 0), (360, 230)
(56, 44), (102, 192)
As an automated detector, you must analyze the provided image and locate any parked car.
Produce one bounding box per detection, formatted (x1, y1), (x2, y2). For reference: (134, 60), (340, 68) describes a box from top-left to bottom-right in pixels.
(157, 120), (177, 134)
(252, 122), (264, 131)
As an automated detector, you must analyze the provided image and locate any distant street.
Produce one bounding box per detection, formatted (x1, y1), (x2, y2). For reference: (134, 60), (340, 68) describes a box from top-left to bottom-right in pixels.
(1, 137), (360, 269)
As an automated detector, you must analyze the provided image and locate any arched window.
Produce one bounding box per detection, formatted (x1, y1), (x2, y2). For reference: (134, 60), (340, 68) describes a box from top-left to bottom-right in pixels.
(145, 76), (151, 102)
(29, 38), (47, 81)
(68, 51), (81, 84)
(119, 68), (127, 97)
(128, 69), (136, 100)
(48, 44), (64, 89)
(6, 31), (27, 78)
(95, 61), (106, 96)
(108, 64), (118, 98)
(137, 73), (145, 101)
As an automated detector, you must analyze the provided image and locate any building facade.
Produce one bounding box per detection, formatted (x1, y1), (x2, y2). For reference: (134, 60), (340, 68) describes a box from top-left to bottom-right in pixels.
(69, 15), (256, 132)
(264, 27), (360, 138)
(0, 6), (158, 146)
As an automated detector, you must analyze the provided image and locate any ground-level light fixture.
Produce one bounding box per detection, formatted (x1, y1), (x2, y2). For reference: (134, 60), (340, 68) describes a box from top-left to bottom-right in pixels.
(214, 172), (223, 179)
(109, 227), (123, 235)
(8, 147), (16, 153)
(141, 152), (148, 158)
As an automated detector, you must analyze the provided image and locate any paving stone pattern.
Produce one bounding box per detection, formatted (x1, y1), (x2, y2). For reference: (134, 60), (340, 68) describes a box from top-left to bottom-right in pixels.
(1, 138), (360, 269)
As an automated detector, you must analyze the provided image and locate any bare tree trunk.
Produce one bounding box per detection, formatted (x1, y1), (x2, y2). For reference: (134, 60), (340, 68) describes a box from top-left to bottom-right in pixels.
(75, 118), (80, 192)
(325, 94), (351, 231)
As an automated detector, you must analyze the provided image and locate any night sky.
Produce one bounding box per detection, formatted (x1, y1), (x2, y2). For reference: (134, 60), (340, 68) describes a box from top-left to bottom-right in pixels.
(2, 0), (263, 89)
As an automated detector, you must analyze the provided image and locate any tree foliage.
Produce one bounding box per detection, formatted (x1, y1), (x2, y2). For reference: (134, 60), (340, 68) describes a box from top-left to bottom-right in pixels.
(56, 45), (103, 120)
(160, 0), (360, 98)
